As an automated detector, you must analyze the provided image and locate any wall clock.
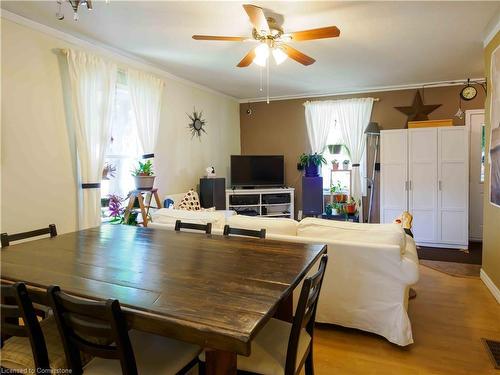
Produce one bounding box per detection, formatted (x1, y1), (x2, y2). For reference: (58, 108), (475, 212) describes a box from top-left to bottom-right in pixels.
(460, 84), (477, 101)
(187, 109), (207, 138)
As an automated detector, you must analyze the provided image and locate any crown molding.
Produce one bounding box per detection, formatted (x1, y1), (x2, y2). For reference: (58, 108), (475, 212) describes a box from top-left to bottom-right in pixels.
(239, 78), (486, 104)
(0, 9), (238, 102)
(484, 10), (500, 48)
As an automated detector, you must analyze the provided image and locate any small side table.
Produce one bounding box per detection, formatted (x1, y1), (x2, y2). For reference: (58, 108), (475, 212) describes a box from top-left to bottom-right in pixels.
(321, 213), (359, 222)
(123, 188), (162, 227)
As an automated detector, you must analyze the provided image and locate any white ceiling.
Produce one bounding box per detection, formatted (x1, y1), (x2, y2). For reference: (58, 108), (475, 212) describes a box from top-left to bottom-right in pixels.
(2, 1), (499, 100)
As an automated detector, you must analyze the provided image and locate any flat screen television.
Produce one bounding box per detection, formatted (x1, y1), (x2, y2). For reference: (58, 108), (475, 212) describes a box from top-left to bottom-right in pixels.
(231, 155), (285, 187)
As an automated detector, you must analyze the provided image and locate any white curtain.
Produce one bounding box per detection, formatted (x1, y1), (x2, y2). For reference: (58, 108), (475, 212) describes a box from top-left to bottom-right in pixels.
(304, 101), (336, 154)
(127, 69), (164, 158)
(67, 49), (117, 229)
(335, 98), (374, 220)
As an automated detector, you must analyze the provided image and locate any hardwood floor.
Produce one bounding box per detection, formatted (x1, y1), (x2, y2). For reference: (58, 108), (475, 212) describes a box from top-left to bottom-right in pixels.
(312, 265), (500, 374)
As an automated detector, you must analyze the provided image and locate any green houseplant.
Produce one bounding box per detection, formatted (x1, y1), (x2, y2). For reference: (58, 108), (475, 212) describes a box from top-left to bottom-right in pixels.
(298, 153), (327, 177)
(132, 160), (155, 190)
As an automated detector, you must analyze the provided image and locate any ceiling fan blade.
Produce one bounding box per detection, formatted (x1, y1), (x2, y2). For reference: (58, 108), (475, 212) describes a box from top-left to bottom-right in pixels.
(237, 48), (257, 68)
(192, 35), (248, 41)
(243, 4), (270, 34)
(281, 44), (315, 66)
(289, 26), (340, 41)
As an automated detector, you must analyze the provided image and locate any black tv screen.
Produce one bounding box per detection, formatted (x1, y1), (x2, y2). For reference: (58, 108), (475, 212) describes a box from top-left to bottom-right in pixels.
(231, 155), (284, 187)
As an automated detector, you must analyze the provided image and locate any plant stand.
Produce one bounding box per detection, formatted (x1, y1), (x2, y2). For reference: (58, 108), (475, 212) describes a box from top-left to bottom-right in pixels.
(123, 188), (162, 227)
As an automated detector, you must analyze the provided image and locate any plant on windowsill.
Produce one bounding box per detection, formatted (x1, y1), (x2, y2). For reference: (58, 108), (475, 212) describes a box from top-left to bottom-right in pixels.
(330, 181), (348, 203)
(332, 159), (340, 171)
(131, 160), (155, 190)
(344, 197), (357, 214)
(298, 153), (327, 177)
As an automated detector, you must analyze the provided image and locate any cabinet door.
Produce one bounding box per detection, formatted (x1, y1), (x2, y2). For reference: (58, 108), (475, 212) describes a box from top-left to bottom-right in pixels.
(409, 128), (438, 243)
(438, 127), (469, 246)
(380, 130), (408, 223)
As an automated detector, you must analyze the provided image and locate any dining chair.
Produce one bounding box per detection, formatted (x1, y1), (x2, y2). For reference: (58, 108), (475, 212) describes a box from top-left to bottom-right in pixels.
(1, 224), (57, 248)
(1, 282), (68, 374)
(223, 225), (266, 239)
(174, 220), (212, 234)
(47, 285), (201, 375)
(199, 254), (328, 375)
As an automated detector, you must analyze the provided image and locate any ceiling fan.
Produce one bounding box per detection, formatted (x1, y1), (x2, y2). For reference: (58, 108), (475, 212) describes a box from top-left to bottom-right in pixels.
(192, 4), (340, 68)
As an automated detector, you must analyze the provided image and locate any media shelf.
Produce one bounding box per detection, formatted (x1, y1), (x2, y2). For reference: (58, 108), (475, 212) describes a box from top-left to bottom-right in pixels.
(226, 188), (295, 219)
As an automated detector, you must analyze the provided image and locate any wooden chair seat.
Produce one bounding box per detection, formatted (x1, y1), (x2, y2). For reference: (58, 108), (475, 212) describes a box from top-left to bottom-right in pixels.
(199, 318), (311, 375)
(0, 317), (66, 371)
(82, 330), (200, 375)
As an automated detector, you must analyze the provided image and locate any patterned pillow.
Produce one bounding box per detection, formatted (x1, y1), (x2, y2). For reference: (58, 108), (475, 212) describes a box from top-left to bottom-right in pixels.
(177, 189), (201, 211)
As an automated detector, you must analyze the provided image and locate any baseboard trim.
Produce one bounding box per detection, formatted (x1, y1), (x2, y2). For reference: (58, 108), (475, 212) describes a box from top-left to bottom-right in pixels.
(480, 269), (500, 304)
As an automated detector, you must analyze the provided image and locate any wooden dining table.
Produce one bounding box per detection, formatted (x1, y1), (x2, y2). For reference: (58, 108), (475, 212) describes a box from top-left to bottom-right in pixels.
(1, 225), (327, 374)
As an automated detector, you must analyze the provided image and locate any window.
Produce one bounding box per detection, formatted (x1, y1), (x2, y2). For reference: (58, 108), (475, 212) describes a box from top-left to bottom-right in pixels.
(101, 82), (142, 199)
(321, 122), (352, 192)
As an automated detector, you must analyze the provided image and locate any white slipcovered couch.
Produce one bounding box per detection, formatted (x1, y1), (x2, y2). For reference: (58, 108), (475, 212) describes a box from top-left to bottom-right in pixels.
(149, 209), (419, 346)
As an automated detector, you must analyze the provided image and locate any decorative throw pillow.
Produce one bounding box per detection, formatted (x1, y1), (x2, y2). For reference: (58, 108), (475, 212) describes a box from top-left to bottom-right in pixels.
(177, 189), (201, 211)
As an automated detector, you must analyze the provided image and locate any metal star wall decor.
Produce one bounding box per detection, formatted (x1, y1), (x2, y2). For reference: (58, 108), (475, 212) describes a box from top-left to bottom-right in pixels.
(394, 90), (442, 124)
(187, 108), (207, 139)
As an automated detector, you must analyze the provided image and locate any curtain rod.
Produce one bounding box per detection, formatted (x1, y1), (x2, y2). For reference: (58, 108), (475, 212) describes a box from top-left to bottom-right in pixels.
(303, 97), (380, 106)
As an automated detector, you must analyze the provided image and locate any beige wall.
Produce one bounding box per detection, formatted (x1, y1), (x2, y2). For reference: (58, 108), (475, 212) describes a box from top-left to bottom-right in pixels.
(1, 18), (240, 235)
(240, 85), (485, 219)
(482, 30), (500, 293)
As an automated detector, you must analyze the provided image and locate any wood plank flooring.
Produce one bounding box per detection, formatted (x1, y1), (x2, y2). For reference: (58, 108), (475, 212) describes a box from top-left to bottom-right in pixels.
(312, 265), (500, 374)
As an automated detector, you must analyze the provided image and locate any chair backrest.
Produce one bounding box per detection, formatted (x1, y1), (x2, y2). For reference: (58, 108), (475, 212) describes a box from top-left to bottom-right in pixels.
(1, 224), (57, 248)
(47, 286), (137, 375)
(1, 283), (51, 371)
(174, 220), (212, 234)
(285, 255), (328, 375)
(223, 225), (266, 239)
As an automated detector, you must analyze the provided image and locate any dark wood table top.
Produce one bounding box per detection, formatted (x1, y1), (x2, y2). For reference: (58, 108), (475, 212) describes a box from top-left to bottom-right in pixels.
(1, 225), (326, 355)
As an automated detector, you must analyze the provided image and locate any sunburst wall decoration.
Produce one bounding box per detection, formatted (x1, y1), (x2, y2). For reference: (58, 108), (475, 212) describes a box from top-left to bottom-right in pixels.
(187, 109), (207, 139)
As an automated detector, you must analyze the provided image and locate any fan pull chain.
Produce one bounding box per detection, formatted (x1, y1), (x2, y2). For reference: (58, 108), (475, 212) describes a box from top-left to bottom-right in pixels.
(266, 59), (270, 104)
(259, 67), (263, 92)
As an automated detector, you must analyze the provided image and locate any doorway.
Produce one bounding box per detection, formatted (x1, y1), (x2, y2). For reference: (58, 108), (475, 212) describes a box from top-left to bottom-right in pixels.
(467, 109), (485, 241)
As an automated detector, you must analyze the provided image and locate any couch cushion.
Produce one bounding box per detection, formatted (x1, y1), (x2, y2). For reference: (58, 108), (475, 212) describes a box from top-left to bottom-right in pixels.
(151, 208), (233, 230)
(177, 189), (201, 211)
(297, 218), (406, 253)
(226, 215), (298, 236)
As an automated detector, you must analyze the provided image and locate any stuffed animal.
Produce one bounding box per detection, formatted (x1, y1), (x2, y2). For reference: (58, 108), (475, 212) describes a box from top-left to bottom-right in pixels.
(394, 211), (413, 230)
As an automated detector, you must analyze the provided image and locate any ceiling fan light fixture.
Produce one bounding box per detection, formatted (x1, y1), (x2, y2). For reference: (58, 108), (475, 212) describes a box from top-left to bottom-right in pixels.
(253, 43), (269, 67)
(272, 47), (288, 65)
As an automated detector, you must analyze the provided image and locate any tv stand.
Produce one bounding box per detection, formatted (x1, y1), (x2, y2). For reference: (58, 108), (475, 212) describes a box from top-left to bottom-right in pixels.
(226, 187), (295, 219)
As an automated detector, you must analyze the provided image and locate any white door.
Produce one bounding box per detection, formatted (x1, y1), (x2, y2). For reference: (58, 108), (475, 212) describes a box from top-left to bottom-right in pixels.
(380, 130), (408, 223)
(438, 127), (469, 246)
(409, 128), (438, 243)
(467, 110), (485, 240)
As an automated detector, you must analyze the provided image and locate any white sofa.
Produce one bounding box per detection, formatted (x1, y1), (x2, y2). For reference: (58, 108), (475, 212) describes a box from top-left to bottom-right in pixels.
(149, 210), (419, 346)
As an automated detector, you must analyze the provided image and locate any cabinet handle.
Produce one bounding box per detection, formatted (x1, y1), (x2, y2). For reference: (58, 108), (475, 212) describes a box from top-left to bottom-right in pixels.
(439, 180), (442, 191)
(405, 181), (408, 191)
(409, 180), (412, 191)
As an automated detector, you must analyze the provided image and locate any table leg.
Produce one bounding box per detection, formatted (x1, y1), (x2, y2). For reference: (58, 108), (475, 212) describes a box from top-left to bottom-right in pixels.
(205, 349), (236, 375)
(274, 293), (293, 323)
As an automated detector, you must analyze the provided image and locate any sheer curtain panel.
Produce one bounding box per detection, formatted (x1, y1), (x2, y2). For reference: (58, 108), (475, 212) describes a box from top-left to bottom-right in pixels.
(66, 49), (117, 229)
(335, 98), (374, 220)
(127, 69), (164, 159)
(304, 101), (336, 154)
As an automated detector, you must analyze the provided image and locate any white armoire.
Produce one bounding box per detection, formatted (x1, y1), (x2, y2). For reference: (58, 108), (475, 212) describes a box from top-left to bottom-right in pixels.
(380, 126), (469, 248)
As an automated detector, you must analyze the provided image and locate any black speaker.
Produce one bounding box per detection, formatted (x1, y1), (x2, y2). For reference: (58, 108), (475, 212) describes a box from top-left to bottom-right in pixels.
(199, 178), (226, 210)
(302, 176), (323, 216)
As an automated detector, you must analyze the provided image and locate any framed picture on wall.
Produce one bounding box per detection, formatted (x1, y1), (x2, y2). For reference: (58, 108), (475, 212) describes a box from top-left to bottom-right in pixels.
(490, 44), (500, 207)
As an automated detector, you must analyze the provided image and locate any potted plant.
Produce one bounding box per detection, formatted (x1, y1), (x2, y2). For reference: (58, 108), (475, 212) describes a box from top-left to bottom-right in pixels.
(342, 160), (350, 170)
(332, 159), (339, 171)
(299, 153), (327, 177)
(330, 182), (347, 203)
(344, 197), (357, 214)
(132, 160), (155, 190)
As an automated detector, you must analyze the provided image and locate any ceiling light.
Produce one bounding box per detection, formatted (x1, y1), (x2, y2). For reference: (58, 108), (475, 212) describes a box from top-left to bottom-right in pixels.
(56, 0), (108, 22)
(253, 43), (269, 67)
(272, 48), (288, 65)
